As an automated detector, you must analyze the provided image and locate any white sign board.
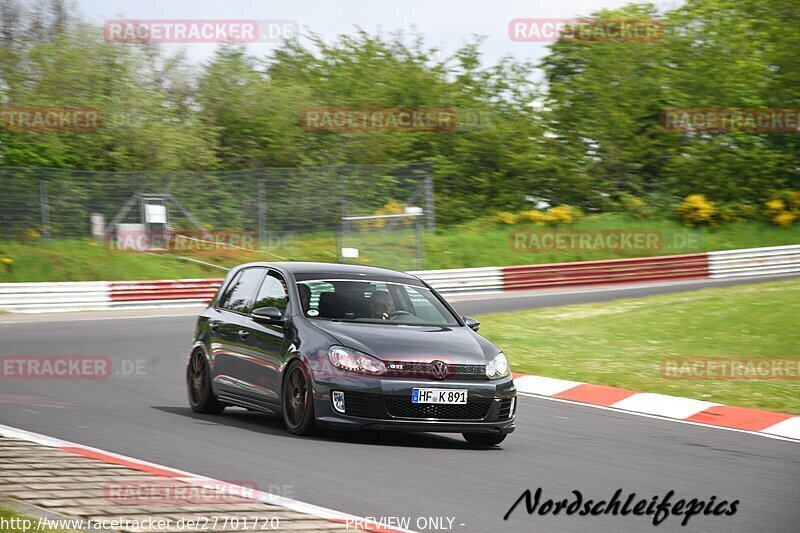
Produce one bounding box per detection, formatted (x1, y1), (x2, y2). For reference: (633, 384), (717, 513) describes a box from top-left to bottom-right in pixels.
(341, 247), (359, 258)
(145, 204), (167, 224)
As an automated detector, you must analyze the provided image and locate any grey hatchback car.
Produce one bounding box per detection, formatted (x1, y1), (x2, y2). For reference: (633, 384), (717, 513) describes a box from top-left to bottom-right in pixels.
(187, 262), (516, 445)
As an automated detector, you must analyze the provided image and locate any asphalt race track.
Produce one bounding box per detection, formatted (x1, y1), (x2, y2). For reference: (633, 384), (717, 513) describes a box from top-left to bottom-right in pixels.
(1, 277), (799, 532)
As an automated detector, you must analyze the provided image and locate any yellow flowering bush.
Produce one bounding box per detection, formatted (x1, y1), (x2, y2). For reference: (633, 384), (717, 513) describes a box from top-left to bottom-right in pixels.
(677, 194), (716, 226)
(519, 210), (548, 224)
(358, 199), (410, 230)
(772, 212), (797, 227)
(492, 211), (520, 225)
(764, 192), (799, 227)
(514, 205), (582, 226)
(545, 205), (583, 225)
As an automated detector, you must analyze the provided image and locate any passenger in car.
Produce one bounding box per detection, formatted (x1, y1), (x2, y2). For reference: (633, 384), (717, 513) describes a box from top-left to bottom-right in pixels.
(298, 283), (311, 313)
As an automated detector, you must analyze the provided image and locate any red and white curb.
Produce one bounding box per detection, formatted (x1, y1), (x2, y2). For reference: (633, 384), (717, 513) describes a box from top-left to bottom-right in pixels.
(0, 423), (414, 533)
(513, 373), (800, 442)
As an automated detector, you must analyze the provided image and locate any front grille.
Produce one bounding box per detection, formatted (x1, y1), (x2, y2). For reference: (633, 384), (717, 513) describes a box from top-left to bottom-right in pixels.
(384, 361), (487, 380)
(498, 398), (513, 420)
(342, 391), (387, 419)
(385, 397), (492, 420)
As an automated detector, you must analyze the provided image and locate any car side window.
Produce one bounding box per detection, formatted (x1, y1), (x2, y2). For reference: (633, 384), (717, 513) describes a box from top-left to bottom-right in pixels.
(217, 270), (243, 310)
(218, 268), (266, 314)
(254, 271), (289, 315)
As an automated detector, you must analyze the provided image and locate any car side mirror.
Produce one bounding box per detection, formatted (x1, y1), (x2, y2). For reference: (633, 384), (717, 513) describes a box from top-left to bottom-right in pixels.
(463, 316), (480, 332)
(251, 306), (284, 324)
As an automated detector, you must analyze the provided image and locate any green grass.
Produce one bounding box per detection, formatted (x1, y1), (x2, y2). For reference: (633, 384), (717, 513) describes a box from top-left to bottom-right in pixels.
(426, 214), (800, 268)
(1, 214), (798, 282)
(0, 239), (216, 282)
(477, 278), (800, 414)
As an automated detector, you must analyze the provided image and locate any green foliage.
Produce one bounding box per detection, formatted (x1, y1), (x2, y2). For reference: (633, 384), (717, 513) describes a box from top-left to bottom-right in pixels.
(0, 0), (798, 226)
(617, 194), (654, 219)
(0, 14), (217, 171)
(542, 0), (800, 204)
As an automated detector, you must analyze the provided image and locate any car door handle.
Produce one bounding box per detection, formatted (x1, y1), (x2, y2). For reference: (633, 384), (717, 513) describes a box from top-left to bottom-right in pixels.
(238, 330), (250, 340)
(209, 323), (219, 332)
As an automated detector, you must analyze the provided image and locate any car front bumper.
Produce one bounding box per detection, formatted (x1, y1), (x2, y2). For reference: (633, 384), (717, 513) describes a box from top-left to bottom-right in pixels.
(311, 373), (516, 434)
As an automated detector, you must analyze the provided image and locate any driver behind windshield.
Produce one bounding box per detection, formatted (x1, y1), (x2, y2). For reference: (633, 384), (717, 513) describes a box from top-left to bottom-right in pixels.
(370, 290), (392, 319)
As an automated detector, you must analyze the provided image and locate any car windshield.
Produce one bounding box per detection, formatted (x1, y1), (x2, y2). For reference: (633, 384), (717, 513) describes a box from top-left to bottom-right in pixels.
(296, 279), (460, 327)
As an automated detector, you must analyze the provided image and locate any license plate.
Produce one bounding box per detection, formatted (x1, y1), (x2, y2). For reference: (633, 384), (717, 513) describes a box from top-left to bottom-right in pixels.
(411, 388), (467, 404)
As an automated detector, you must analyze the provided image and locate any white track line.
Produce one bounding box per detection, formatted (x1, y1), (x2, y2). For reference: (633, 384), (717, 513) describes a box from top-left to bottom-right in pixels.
(0, 423), (416, 533)
(517, 393), (800, 444)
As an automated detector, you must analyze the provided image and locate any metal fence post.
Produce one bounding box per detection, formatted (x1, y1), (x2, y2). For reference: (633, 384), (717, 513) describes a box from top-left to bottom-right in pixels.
(416, 215), (425, 269)
(337, 167), (349, 263)
(258, 178), (267, 249)
(423, 165), (436, 232)
(39, 180), (51, 243)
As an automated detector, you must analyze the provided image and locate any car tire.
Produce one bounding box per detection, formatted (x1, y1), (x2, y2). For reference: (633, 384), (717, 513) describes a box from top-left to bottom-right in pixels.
(282, 360), (318, 436)
(462, 432), (506, 446)
(187, 350), (226, 414)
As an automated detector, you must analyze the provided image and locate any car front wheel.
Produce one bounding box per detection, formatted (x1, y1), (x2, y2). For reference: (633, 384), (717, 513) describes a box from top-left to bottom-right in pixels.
(282, 361), (318, 436)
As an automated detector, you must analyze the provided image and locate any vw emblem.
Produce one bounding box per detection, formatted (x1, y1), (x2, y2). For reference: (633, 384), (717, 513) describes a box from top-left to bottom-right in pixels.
(429, 360), (448, 380)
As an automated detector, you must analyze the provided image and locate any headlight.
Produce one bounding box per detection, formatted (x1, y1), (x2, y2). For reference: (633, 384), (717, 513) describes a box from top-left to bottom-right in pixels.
(328, 346), (387, 375)
(486, 352), (510, 379)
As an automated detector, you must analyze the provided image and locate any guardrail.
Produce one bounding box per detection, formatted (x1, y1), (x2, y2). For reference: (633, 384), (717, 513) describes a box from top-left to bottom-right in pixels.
(109, 279), (222, 304)
(708, 244), (800, 278)
(0, 244), (797, 312)
(501, 253), (709, 291)
(409, 266), (504, 294)
(0, 281), (111, 313)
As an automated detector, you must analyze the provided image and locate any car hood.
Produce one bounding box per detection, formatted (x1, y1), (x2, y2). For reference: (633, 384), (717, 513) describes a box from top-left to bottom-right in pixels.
(309, 320), (498, 365)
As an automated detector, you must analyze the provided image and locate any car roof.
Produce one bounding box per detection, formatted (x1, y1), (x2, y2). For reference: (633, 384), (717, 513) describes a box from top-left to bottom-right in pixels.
(234, 261), (423, 284)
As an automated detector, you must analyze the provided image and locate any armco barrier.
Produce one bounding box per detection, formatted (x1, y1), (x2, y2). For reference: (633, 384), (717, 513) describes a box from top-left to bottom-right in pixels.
(109, 279), (222, 304)
(0, 245), (797, 313)
(708, 244), (800, 279)
(0, 281), (110, 313)
(409, 266), (504, 294)
(501, 253), (710, 291)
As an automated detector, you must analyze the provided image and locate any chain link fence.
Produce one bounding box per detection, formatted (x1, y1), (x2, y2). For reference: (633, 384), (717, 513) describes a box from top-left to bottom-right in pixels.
(0, 162), (434, 266)
(339, 211), (426, 270)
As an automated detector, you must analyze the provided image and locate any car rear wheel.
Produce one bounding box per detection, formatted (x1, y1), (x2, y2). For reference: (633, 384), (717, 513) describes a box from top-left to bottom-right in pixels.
(187, 350), (226, 414)
(282, 361), (317, 436)
(462, 432), (506, 446)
